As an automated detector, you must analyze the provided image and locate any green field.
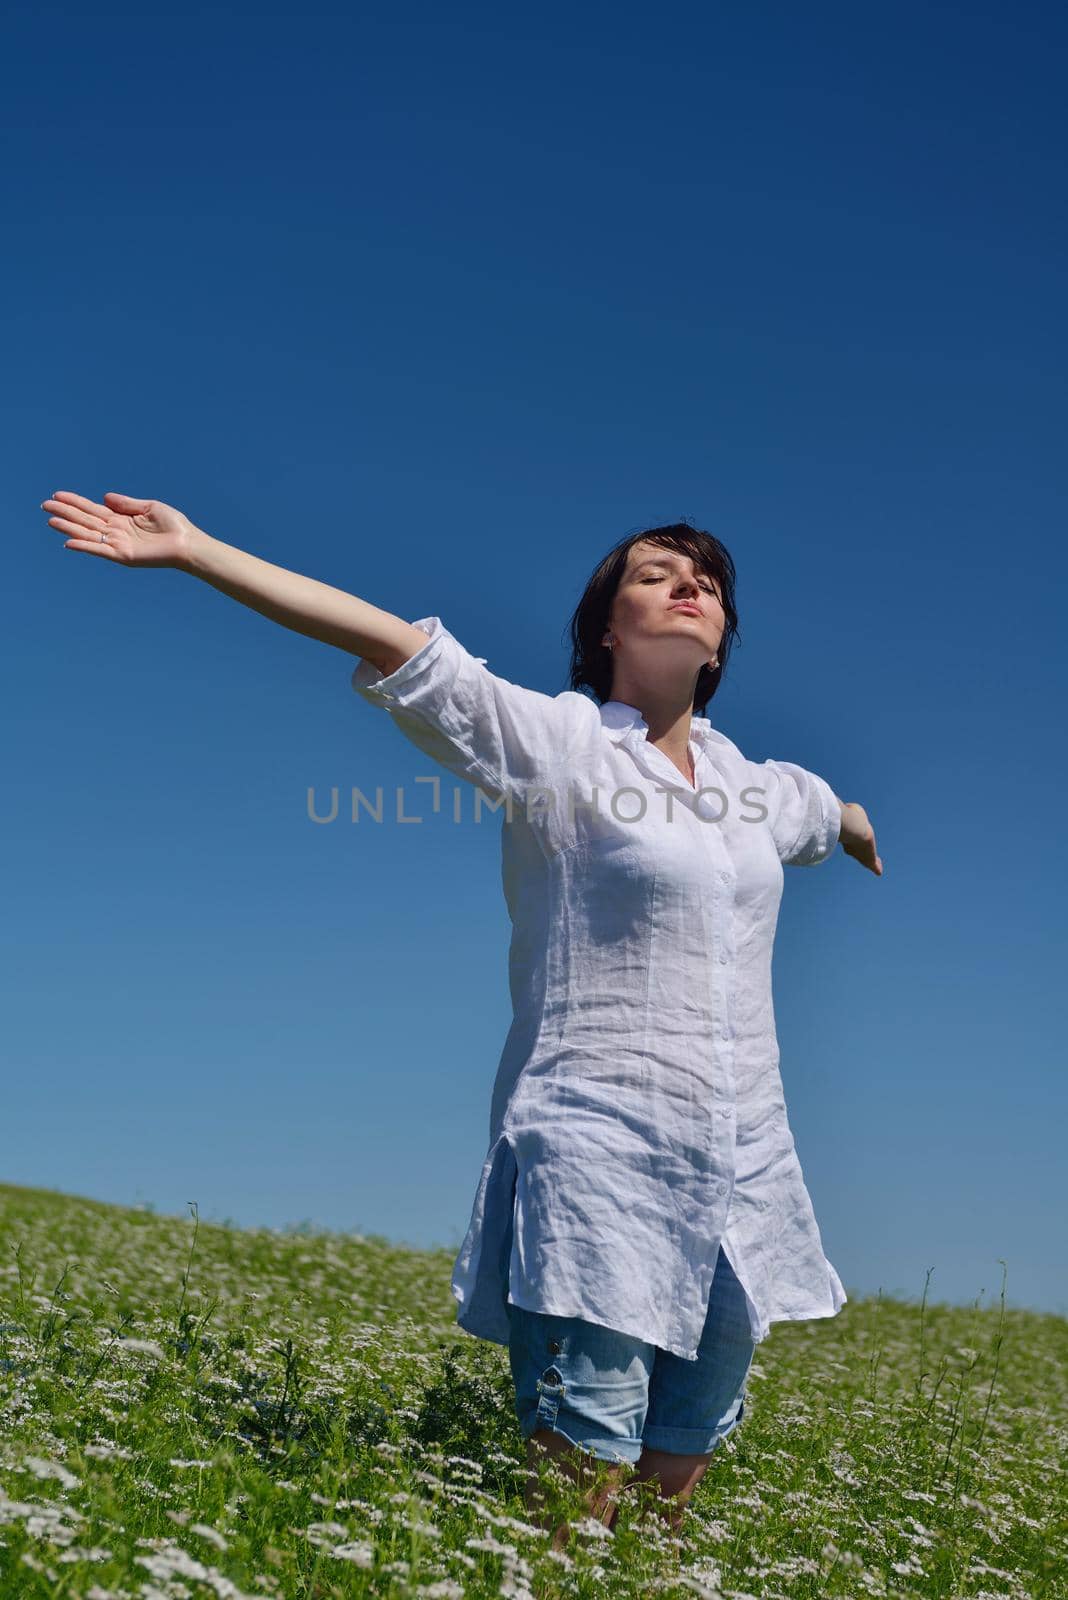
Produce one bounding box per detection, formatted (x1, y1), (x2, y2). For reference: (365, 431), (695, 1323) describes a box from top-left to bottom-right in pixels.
(0, 1183), (1063, 1599)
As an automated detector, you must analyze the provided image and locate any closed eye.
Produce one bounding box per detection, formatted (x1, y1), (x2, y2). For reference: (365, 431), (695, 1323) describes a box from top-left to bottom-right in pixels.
(641, 575), (717, 596)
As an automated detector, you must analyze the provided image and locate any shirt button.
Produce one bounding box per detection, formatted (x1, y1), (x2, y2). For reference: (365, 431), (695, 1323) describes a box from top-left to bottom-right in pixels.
(718, 952), (728, 965)
(717, 1180), (728, 1196)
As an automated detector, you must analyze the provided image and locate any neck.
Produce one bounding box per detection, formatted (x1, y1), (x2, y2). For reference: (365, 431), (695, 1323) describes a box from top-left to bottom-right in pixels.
(608, 681), (698, 762)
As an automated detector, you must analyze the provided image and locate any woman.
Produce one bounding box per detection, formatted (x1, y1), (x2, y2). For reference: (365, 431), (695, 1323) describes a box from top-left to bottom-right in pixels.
(41, 490), (881, 1546)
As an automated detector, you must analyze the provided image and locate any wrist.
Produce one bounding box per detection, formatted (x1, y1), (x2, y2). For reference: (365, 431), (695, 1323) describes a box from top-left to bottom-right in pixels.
(837, 801), (859, 844)
(176, 524), (218, 577)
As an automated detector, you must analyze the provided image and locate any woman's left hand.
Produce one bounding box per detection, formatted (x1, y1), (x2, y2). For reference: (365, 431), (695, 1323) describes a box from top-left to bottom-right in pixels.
(839, 802), (882, 875)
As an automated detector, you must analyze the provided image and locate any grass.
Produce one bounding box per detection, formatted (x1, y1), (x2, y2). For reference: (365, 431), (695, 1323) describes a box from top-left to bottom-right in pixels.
(0, 1182), (1064, 1600)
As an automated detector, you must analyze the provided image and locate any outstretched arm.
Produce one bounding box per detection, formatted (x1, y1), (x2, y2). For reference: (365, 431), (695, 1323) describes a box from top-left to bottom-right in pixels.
(40, 489), (426, 673)
(43, 488), (598, 806)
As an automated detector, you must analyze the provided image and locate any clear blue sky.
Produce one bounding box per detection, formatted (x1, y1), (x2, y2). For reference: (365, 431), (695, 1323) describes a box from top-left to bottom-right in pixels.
(5, 2), (1065, 1322)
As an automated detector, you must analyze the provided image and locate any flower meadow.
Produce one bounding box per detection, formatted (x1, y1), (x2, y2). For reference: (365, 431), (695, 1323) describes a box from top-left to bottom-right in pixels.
(0, 1183), (1064, 1600)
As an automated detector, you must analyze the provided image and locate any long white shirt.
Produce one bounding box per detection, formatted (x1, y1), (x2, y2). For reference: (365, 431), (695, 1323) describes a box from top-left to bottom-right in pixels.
(352, 616), (848, 1360)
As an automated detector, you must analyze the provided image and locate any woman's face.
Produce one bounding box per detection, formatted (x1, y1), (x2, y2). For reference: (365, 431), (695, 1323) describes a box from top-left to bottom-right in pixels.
(606, 541), (725, 670)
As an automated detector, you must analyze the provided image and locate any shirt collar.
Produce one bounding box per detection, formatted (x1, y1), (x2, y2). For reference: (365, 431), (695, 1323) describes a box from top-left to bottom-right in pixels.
(598, 699), (718, 748)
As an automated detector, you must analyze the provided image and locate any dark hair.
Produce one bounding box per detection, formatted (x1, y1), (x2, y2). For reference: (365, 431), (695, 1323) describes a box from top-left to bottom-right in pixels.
(566, 522), (740, 715)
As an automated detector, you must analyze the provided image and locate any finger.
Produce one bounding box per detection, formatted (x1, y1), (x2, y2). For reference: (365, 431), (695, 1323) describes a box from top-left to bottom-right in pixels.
(46, 512), (106, 538)
(64, 537), (118, 558)
(48, 489), (111, 519)
(104, 491), (151, 511)
(44, 504), (106, 534)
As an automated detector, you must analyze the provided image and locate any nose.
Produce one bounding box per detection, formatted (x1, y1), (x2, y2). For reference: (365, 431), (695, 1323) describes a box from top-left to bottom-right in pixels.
(673, 575), (700, 599)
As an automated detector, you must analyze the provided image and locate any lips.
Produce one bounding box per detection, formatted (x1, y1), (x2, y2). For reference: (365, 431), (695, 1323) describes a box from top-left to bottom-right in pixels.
(669, 603), (702, 615)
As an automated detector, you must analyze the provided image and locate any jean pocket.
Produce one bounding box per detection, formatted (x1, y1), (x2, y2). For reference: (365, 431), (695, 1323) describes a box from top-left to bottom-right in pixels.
(535, 1364), (566, 1427)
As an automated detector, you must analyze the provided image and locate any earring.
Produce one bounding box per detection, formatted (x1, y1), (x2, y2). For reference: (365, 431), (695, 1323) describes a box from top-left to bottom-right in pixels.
(602, 633), (614, 650)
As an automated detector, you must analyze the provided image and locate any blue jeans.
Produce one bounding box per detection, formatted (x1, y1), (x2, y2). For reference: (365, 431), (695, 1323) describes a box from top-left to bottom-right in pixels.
(507, 1243), (755, 1465)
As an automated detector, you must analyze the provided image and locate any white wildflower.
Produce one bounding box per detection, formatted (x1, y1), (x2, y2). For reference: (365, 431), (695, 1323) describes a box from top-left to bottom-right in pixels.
(678, 1574), (723, 1599)
(23, 1455), (81, 1490)
(571, 1515), (614, 1540)
(465, 1534), (516, 1555)
(117, 1338), (167, 1359)
(297, 1520), (349, 1548)
(190, 1523), (230, 1551)
(499, 1575), (535, 1599)
(56, 1545), (113, 1563)
(24, 1503), (84, 1544)
(681, 1557), (723, 1590)
(135, 1549), (210, 1584)
(134, 1542), (273, 1599)
(406, 1517), (442, 1539)
(328, 1541), (374, 1566)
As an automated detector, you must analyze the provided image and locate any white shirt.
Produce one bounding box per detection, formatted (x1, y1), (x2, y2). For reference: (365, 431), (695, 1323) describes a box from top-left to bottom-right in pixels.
(352, 616), (848, 1359)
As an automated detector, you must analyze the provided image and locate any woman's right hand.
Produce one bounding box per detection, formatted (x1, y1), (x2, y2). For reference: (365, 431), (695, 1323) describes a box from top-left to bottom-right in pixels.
(41, 490), (201, 570)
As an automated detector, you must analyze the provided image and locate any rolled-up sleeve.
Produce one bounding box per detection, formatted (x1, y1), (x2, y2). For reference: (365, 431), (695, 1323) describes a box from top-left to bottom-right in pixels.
(351, 615), (595, 800)
(756, 758), (843, 866)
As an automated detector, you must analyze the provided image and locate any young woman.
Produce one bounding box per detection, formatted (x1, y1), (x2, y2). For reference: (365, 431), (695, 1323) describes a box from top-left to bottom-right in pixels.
(41, 490), (881, 1546)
